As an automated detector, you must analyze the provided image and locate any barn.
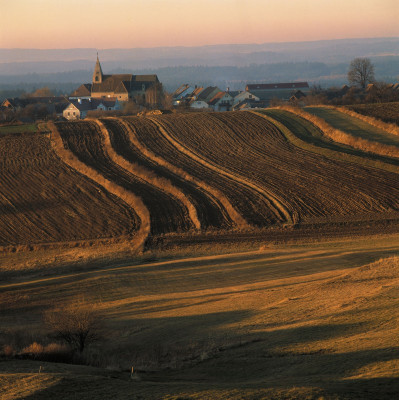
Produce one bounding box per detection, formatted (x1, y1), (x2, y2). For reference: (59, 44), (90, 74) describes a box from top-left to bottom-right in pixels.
(245, 82), (310, 105)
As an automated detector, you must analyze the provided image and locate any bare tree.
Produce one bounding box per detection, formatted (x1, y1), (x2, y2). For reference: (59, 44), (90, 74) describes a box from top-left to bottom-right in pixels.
(348, 58), (375, 89)
(44, 301), (102, 353)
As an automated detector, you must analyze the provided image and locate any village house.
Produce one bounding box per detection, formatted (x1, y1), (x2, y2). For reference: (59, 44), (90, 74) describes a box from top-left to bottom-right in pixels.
(172, 85), (204, 106)
(2, 96), (68, 113)
(62, 98), (121, 120)
(229, 90), (259, 106)
(172, 84), (195, 105)
(1, 96), (69, 120)
(208, 91), (234, 111)
(190, 100), (209, 109)
(196, 86), (222, 103)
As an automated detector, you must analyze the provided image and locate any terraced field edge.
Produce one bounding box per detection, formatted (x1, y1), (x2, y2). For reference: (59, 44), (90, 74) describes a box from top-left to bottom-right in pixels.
(48, 121), (150, 251)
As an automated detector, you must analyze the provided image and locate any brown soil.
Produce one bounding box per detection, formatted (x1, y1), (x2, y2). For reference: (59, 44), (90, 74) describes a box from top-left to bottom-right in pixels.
(56, 121), (194, 236)
(0, 132), (138, 245)
(102, 117), (234, 230)
(151, 111), (399, 225)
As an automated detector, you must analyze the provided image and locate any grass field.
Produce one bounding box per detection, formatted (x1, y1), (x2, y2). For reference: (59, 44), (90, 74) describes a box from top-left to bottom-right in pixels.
(0, 124), (38, 135)
(258, 108), (399, 171)
(1, 236), (398, 399)
(305, 106), (399, 148)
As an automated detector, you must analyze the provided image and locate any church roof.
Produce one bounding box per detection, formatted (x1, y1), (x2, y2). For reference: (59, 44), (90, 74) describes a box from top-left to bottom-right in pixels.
(114, 81), (129, 94)
(70, 83), (92, 97)
(92, 74), (132, 93)
(90, 56), (160, 95)
(91, 74), (159, 93)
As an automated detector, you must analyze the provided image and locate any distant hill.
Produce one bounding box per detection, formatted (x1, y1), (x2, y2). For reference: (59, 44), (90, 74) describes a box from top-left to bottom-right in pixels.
(0, 37), (398, 93)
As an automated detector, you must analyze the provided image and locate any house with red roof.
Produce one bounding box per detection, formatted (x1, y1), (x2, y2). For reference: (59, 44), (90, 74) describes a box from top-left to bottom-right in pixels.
(208, 91), (234, 111)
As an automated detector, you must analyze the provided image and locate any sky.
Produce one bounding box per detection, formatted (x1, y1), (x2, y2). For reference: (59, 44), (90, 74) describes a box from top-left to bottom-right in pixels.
(1, 0), (398, 49)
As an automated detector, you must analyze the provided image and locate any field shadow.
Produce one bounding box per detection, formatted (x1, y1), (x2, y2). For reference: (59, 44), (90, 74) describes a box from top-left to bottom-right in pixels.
(15, 316), (399, 399)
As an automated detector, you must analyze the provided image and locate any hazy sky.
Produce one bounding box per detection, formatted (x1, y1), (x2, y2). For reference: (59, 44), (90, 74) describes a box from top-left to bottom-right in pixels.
(1, 0), (398, 49)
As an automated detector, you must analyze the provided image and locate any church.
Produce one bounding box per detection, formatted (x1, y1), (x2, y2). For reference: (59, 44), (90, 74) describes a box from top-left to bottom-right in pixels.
(70, 55), (161, 104)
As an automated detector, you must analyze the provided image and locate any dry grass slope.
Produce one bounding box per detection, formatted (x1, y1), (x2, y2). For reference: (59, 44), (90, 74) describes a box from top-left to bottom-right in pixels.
(1, 239), (399, 399)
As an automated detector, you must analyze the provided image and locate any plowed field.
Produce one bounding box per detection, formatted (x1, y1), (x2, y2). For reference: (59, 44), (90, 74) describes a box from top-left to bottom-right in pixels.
(57, 121), (193, 236)
(152, 111), (399, 224)
(348, 102), (399, 126)
(124, 116), (281, 227)
(0, 132), (138, 246)
(101, 118), (232, 230)
(3, 111), (399, 249)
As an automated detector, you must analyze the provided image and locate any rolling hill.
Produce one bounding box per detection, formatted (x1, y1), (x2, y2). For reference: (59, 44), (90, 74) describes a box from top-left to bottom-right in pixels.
(1, 108), (399, 399)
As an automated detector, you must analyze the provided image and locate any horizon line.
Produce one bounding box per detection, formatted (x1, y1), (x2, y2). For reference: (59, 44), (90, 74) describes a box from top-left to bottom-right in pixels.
(1, 36), (398, 51)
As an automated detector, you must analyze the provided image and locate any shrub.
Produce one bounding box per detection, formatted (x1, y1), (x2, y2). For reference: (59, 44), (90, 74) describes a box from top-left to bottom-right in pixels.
(43, 300), (103, 353)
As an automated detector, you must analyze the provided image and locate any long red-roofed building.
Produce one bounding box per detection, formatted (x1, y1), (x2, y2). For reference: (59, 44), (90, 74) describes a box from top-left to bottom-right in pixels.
(245, 82), (310, 104)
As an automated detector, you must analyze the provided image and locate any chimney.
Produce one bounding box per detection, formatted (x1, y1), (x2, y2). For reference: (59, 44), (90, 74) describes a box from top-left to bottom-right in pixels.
(78, 98), (82, 104)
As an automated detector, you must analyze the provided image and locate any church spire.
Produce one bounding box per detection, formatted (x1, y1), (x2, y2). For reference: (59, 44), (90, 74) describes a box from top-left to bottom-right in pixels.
(92, 53), (103, 84)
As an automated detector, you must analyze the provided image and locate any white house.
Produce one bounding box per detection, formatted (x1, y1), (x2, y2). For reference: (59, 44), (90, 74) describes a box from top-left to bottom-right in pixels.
(208, 91), (234, 111)
(231, 91), (259, 106)
(63, 98), (121, 120)
(190, 100), (209, 109)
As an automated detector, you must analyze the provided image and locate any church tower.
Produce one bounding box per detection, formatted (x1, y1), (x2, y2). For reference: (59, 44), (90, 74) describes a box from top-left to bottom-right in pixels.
(92, 53), (103, 84)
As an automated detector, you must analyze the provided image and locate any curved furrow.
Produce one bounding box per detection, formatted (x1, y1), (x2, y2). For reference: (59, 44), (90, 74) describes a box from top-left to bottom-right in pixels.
(132, 116), (284, 227)
(122, 117), (255, 228)
(56, 121), (194, 236)
(0, 127), (140, 246)
(150, 114), (294, 224)
(102, 117), (230, 231)
(94, 118), (200, 230)
(252, 111), (399, 219)
(155, 111), (399, 223)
